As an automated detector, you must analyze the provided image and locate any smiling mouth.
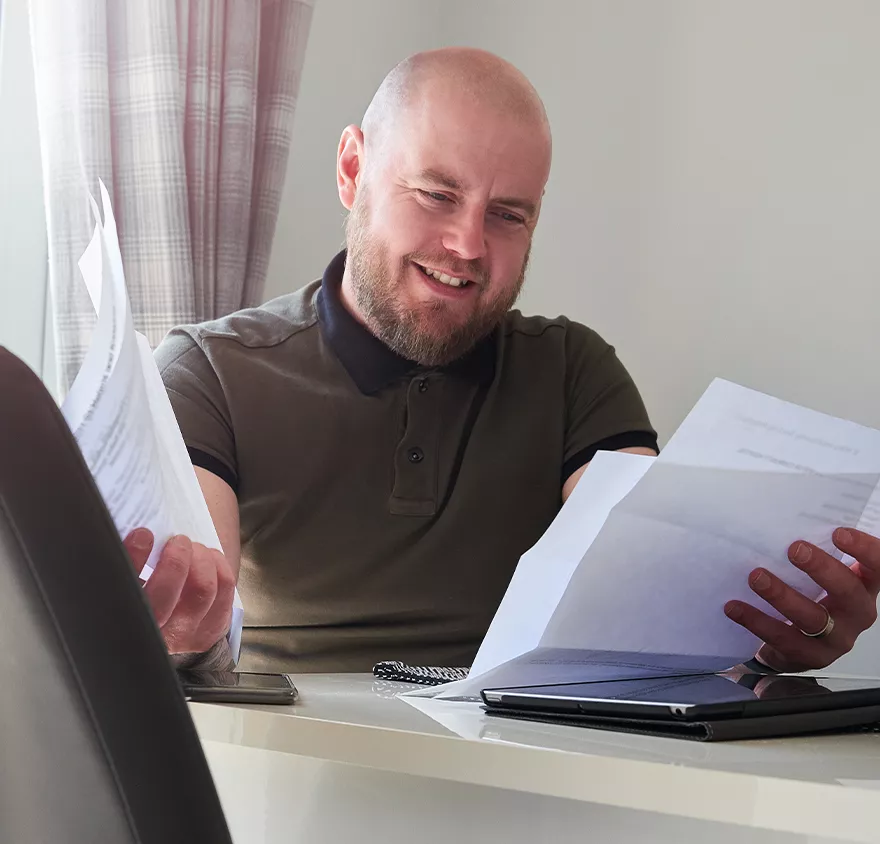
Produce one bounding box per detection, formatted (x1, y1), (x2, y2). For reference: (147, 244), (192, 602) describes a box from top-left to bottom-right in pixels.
(414, 262), (473, 289)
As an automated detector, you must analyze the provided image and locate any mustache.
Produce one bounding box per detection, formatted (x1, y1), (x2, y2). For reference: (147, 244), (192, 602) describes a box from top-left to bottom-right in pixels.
(404, 252), (489, 286)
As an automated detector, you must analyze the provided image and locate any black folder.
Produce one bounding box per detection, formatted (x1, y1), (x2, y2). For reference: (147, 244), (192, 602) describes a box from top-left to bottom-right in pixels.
(485, 702), (880, 741)
(482, 672), (880, 742)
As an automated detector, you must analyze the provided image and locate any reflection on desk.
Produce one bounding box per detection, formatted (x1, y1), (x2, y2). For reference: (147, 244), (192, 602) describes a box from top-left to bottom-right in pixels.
(191, 674), (880, 844)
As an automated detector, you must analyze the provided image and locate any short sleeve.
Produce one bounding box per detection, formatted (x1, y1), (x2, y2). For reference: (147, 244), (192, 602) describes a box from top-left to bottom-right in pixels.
(154, 328), (238, 490)
(563, 320), (658, 481)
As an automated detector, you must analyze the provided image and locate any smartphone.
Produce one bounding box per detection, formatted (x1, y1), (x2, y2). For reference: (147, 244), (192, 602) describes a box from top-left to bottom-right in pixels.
(178, 670), (297, 705)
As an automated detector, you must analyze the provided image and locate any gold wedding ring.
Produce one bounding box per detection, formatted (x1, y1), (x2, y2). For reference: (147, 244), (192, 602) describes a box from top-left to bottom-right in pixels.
(799, 605), (835, 639)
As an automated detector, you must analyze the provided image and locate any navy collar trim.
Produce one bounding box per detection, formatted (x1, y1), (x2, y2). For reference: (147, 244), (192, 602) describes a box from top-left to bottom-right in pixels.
(315, 250), (496, 395)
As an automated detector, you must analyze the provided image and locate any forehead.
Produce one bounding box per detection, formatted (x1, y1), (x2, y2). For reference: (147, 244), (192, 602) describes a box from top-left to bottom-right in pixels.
(379, 89), (551, 200)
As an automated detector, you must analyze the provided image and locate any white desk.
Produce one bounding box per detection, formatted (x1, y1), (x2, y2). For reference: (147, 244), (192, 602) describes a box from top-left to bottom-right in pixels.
(191, 674), (880, 844)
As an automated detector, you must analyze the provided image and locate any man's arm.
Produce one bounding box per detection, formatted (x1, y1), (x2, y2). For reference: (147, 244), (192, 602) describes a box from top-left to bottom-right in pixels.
(146, 330), (244, 666)
(561, 446), (658, 502)
(120, 468), (240, 669)
(194, 467), (241, 580)
(559, 321), (658, 503)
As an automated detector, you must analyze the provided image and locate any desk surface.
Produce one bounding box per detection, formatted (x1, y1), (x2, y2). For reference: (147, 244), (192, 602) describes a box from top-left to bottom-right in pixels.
(191, 673), (880, 843)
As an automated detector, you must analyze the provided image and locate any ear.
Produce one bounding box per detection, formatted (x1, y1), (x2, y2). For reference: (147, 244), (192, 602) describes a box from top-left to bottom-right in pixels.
(337, 125), (365, 211)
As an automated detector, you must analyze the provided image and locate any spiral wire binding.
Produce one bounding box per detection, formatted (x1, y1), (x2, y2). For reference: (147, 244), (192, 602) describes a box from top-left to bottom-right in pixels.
(372, 660), (469, 686)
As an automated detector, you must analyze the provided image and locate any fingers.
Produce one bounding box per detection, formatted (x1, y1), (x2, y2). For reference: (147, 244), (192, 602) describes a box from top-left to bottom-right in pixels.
(724, 599), (838, 672)
(137, 534), (236, 655)
(160, 543), (217, 644)
(787, 541), (866, 611)
(170, 544), (218, 621)
(142, 535), (193, 627)
(834, 528), (880, 598)
(786, 539), (876, 634)
(123, 528), (154, 577)
(745, 566), (831, 636)
(159, 545), (235, 655)
(191, 550), (236, 647)
(724, 531), (880, 674)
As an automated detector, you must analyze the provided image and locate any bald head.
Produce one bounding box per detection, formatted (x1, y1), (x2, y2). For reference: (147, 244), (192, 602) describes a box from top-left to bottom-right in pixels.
(361, 48), (551, 161)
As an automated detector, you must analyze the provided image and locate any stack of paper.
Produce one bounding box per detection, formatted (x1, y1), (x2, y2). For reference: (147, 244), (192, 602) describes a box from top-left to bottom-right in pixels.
(61, 183), (243, 659)
(418, 380), (880, 700)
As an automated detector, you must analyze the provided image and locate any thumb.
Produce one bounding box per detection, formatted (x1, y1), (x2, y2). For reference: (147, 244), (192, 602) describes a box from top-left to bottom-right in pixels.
(123, 528), (155, 577)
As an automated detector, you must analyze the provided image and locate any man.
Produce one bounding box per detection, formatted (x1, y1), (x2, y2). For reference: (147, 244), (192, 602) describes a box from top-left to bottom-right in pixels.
(137, 48), (879, 675)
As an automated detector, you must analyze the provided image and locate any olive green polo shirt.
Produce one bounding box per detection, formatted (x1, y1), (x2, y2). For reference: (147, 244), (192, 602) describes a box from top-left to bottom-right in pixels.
(155, 251), (657, 673)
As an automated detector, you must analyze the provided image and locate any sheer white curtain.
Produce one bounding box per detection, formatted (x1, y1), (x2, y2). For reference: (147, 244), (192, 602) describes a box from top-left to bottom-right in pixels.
(29, 0), (314, 393)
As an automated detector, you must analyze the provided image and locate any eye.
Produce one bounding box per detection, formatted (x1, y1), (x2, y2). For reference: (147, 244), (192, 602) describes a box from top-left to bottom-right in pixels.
(419, 190), (451, 203)
(494, 210), (525, 225)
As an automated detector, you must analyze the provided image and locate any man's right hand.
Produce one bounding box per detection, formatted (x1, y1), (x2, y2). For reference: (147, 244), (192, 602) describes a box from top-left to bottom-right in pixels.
(123, 528), (236, 656)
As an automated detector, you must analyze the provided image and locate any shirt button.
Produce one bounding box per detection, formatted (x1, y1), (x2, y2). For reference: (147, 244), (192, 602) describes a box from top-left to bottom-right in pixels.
(418, 378), (428, 393)
(408, 447), (424, 463)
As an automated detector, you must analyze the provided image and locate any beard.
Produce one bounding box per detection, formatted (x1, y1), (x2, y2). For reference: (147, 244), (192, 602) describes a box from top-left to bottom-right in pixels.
(344, 190), (529, 366)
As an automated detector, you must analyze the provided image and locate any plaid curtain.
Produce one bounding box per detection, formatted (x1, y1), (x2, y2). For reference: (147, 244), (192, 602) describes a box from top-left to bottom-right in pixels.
(29, 0), (314, 394)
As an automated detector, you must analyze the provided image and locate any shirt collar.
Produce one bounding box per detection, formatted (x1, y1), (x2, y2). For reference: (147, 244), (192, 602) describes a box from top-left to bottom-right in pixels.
(316, 250), (497, 395)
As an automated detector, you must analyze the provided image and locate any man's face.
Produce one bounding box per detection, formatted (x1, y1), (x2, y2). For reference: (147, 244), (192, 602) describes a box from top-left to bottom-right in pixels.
(342, 87), (550, 365)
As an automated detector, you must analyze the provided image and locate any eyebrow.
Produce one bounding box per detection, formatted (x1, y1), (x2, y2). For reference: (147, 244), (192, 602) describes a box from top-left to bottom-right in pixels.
(418, 168), (464, 191)
(416, 168), (538, 220)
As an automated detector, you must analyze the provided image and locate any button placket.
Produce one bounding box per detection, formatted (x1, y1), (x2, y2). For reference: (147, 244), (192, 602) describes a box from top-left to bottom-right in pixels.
(388, 374), (442, 515)
(406, 373), (431, 467)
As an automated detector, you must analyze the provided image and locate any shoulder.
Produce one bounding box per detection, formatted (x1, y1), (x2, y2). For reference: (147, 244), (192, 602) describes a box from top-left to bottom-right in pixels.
(180, 281), (320, 350)
(155, 281), (322, 371)
(502, 310), (614, 360)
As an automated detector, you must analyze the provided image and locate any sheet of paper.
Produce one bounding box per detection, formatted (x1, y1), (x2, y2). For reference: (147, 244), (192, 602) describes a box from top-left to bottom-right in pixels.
(61, 181), (243, 659)
(400, 695), (490, 740)
(541, 380), (880, 667)
(417, 377), (880, 701)
(470, 450), (654, 677)
(666, 381), (880, 678)
(63, 221), (171, 565)
(409, 646), (739, 702)
(406, 451), (653, 701)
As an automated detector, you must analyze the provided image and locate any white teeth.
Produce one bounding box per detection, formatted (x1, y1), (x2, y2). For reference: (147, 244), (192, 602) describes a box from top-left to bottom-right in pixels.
(422, 265), (469, 288)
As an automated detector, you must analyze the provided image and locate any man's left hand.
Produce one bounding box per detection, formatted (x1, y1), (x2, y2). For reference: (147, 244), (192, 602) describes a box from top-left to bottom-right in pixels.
(724, 527), (880, 672)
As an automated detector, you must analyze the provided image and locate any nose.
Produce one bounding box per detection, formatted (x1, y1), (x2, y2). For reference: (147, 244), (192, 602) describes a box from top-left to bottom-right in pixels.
(441, 207), (487, 262)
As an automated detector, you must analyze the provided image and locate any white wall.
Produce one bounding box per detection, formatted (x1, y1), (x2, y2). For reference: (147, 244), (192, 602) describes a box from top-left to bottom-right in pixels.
(267, 0), (880, 444)
(0, 0), (48, 378)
